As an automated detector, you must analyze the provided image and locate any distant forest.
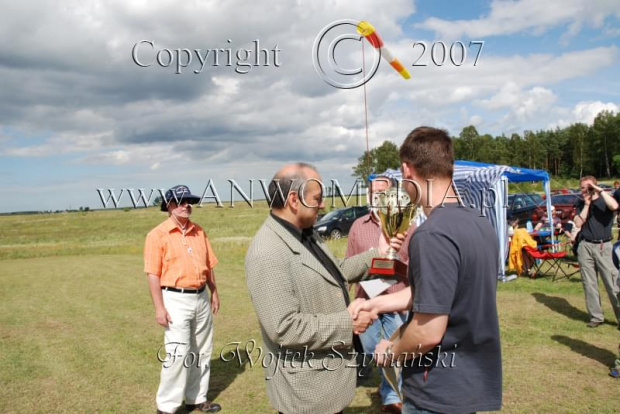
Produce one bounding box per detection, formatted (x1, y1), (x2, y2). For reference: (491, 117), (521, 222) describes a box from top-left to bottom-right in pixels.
(453, 110), (619, 178)
(352, 110), (620, 182)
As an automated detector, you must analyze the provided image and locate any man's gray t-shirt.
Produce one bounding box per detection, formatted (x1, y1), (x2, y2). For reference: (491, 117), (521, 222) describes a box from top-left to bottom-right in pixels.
(401, 203), (502, 413)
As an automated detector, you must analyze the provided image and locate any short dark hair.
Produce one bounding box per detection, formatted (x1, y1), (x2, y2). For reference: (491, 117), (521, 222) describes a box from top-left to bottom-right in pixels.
(268, 162), (318, 209)
(580, 175), (597, 184)
(399, 126), (454, 179)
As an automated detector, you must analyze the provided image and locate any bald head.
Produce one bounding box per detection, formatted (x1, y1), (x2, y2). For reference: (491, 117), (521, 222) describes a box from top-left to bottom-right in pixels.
(268, 162), (319, 210)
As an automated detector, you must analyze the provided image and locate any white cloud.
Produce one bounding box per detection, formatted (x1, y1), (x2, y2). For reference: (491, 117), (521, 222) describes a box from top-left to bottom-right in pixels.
(416, 0), (620, 40)
(469, 115), (483, 126)
(572, 101), (618, 123)
(604, 26), (620, 37)
(478, 83), (557, 121)
(0, 0), (619, 211)
(550, 101), (619, 128)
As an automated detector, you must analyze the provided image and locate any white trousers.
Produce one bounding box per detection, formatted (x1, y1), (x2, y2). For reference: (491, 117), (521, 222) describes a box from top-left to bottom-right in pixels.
(157, 289), (214, 413)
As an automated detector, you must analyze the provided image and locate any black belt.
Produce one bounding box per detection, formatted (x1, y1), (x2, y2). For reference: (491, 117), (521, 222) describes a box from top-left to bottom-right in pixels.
(582, 237), (612, 244)
(161, 285), (206, 294)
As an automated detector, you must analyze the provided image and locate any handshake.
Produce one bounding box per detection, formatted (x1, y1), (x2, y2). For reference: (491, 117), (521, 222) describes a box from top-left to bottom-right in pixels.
(347, 298), (378, 335)
(346, 232), (407, 336)
(346, 298), (396, 366)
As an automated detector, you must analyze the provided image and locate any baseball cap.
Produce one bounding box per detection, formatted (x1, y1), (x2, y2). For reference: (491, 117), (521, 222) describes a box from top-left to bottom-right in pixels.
(160, 185), (201, 211)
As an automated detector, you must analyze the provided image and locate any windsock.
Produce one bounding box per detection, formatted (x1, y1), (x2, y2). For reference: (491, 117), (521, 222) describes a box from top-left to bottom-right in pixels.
(356, 21), (410, 79)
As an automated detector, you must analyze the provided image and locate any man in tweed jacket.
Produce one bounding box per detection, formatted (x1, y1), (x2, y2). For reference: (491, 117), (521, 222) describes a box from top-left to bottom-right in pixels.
(246, 162), (401, 414)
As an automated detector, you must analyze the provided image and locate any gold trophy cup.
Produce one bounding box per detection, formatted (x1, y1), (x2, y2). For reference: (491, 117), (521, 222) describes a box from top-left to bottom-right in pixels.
(370, 188), (417, 279)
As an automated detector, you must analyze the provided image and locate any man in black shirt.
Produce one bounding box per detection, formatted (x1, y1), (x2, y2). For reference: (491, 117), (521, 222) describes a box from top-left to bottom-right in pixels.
(574, 176), (620, 328)
(353, 127), (502, 413)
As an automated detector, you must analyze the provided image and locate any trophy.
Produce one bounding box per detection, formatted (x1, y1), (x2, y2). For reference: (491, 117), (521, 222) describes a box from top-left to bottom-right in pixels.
(369, 187), (417, 279)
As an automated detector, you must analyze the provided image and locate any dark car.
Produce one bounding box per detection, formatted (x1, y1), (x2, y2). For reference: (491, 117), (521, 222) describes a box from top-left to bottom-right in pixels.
(507, 193), (545, 226)
(548, 193), (582, 223)
(314, 206), (369, 239)
(528, 193), (544, 205)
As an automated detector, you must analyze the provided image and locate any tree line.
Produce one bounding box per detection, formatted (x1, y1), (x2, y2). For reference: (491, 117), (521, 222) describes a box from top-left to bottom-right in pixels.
(352, 110), (620, 182)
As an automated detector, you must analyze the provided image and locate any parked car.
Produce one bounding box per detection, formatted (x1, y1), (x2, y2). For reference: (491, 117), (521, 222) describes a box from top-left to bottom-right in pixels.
(506, 193), (545, 226)
(548, 193), (582, 224)
(314, 206), (369, 239)
(528, 193), (544, 205)
(548, 188), (572, 196)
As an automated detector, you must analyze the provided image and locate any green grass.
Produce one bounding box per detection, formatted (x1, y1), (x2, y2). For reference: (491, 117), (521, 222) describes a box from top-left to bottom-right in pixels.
(1, 206), (619, 413)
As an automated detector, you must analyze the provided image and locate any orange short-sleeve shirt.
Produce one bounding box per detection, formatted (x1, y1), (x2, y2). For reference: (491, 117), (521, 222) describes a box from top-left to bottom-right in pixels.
(144, 217), (218, 288)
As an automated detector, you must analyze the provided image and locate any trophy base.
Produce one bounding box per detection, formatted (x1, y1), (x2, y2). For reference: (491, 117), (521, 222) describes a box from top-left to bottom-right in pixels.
(370, 257), (408, 280)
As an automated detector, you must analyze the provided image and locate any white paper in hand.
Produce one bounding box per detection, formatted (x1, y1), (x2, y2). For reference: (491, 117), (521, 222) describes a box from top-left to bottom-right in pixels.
(359, 278), (397, 298)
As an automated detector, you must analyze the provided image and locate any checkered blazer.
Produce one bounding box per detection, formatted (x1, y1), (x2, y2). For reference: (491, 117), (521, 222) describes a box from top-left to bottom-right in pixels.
(245, 215), (376, 414)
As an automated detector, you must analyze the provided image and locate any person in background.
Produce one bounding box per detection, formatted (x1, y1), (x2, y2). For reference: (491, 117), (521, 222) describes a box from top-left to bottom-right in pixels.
(574, 176), (620, 328)
(614, 181), (620, 241)
(144, 185), (221, 414)
(608, 241), (620, 378)
(534, 205), (562, 232)
(508, 217), (537, 276)
(346, 175), (415, 414)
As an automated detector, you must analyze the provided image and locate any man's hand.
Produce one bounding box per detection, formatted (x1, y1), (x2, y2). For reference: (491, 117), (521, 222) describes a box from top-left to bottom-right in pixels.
(374, 339), (394, 366)
(347, 298), (369, 320)
(155, 307), (172, 328)
(589, 183), (603, 194)
(210, 289), (220, 315)
(352, 310), (378, 334)
(378, 233), (406, 256)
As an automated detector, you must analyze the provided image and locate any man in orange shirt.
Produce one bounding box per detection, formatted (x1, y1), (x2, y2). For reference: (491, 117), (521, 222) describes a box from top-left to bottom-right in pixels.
(144, 185), (221, 414)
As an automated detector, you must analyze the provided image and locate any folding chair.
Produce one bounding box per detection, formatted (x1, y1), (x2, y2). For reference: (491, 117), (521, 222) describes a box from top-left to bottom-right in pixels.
(525, 244), (580, 281)
(523, 246), (551, 278)
(542, 241), (581, 281)
(556, 255), (580, 281)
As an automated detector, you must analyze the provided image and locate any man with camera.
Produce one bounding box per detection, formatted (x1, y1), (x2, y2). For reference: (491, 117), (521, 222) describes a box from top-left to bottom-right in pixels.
(574, 176), (620, 328)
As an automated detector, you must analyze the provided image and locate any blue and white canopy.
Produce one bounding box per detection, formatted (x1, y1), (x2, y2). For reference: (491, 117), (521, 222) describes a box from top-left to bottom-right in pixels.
(371, 161), (553, 279)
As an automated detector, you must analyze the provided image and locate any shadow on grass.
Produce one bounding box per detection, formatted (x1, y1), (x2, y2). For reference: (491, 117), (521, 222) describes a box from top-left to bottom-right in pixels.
(531, 293), (590, 323)
(171, 356), (250, 414)
(208, 354), (250, 401)
(551, 335), (616, 366)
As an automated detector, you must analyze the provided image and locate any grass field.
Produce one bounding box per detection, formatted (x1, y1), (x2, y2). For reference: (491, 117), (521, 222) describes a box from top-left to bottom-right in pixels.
(1, 204), (619, 413)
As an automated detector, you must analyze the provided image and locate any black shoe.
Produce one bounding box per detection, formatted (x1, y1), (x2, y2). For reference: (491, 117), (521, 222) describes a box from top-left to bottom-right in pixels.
(356, 354), (373, 385)
(186, 401), (221, 413)
(586, 320), (603, 328)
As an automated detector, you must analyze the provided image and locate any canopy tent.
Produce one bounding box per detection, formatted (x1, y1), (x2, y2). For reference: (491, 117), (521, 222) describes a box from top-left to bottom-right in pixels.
(372, 161), (553, 279)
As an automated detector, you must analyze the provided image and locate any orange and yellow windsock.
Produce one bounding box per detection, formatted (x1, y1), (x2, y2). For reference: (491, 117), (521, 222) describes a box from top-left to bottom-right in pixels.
(356, 21), (410, 79)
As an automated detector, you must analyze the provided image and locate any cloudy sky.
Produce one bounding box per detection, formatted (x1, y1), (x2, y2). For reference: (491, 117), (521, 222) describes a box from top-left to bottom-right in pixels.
(0, 0), (618, 213)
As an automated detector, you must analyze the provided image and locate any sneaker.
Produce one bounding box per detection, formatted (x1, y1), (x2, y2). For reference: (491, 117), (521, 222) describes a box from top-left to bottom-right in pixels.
(586, 320), (603, 328)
